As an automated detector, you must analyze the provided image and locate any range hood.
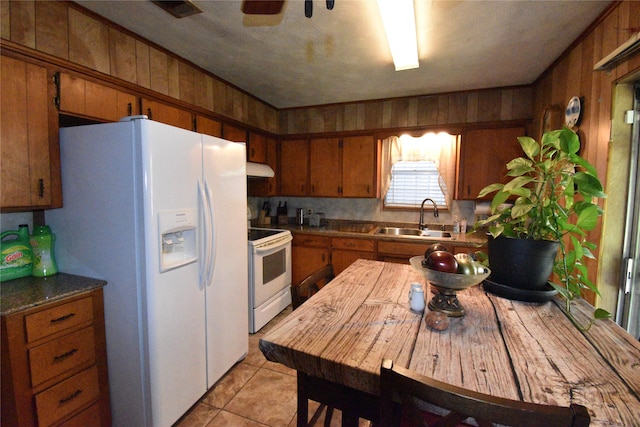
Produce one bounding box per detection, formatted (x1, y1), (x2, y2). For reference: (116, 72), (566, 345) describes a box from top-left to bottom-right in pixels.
(246, 162), (275, 178)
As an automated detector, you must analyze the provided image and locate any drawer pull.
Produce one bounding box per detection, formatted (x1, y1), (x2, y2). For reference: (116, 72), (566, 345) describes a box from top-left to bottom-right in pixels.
(50, 312), (76, 324)
(59, 389), (83, 404)
(53, 348), (78, 362)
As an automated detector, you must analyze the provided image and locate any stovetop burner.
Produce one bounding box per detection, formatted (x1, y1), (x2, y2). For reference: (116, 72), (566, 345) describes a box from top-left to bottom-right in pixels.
(248, 227), (286, 242)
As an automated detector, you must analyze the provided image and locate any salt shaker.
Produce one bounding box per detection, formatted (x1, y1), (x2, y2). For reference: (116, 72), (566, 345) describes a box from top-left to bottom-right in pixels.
(408, 282), (425, 313)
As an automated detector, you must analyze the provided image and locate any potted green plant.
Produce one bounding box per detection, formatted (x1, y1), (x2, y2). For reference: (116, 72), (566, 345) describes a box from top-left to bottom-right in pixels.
(474, 126), (610, 329)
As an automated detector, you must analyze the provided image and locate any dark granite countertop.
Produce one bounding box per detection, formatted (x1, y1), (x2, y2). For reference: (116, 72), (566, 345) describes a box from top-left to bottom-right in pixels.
(1, 273), (107, 316)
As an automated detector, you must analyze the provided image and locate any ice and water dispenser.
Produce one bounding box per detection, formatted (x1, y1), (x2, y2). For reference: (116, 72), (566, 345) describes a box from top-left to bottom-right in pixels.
(158, 210), (197, 272)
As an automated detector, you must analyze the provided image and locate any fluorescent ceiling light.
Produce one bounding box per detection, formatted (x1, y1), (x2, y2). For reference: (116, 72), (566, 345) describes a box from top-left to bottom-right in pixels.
(377, 0), (419, 71)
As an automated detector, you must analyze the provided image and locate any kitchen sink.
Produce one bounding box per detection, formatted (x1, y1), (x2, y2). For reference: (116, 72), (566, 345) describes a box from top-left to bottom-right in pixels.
(375, 227), (452, 239)
(422, 230), (452, 238)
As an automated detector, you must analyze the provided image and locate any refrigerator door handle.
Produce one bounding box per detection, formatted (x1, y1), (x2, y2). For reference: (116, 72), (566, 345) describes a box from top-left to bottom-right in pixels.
(198, 179), (211, 289)
(204, 178), (216, 286)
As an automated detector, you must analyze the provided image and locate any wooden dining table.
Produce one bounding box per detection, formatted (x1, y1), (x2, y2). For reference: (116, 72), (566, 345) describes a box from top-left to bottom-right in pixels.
(259, 259), (640, 427)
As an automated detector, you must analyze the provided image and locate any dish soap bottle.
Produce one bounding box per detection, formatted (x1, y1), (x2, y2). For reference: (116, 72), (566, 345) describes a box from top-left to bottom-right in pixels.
(30, 225), (58, 277)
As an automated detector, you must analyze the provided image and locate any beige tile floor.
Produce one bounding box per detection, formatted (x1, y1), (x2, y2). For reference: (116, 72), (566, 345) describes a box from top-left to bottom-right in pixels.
(174, 307), (372, 427)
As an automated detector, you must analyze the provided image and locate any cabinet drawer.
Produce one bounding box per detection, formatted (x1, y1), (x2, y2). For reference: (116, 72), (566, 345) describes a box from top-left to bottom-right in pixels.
(29, 327), (96, 387)
(25, 297), (94, 342)
(332, 238), (374, 251)
(35, 366), (100, 427)
(58, 402), (102, 427)
(293, 234), (330, 247)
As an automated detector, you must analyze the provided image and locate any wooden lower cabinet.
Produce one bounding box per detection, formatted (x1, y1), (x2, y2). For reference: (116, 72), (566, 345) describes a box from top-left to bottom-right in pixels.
(331, 237), (376, 275)
(1, 289), (110, 427)
(377, 241), (454, 264)
(292, 234), (330, 285)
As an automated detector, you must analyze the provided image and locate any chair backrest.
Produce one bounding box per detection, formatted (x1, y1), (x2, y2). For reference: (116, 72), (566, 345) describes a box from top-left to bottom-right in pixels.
(291, 264), (335, 310)
(379, 359), (590, 427)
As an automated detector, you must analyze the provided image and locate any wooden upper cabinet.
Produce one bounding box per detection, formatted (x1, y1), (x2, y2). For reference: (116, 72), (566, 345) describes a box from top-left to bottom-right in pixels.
(222, 124), (247, 143)
(342, 135), (377, 197)
(309, 138), (341, 197)
(248, 132), (267, 163)
(196, 115), (222, 137)
(141, 98), (193, 131)
(58, 73), (137, 122)
(456, 126), (526, 200)
(280, 139), (309, 196)
(1, 55), (61, 210)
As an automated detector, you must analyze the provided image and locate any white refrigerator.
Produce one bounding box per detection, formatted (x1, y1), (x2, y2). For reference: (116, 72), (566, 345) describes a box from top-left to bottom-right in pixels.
(47, 116), (248, 427)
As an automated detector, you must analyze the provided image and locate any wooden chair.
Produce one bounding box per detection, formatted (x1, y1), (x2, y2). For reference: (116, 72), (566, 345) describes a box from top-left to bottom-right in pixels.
(380, 359), (590, 427)
(291, 264), (335, 426)
(291, 264), (335, 310)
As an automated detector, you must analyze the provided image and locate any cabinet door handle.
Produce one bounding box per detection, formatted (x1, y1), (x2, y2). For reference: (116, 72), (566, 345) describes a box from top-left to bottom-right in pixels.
(59, 389), (83, 404)
(52, 72), (60, 110)
(50, 312), (76, 324)
(127, 102), (132, 116)
(53, 348), (78, 362)
(311, 184), (315, 193)
(38, 178), (44, 198)
(147, 108), (153, 120)
(467, 185), (471, 196)
(367, 185), (370, 194)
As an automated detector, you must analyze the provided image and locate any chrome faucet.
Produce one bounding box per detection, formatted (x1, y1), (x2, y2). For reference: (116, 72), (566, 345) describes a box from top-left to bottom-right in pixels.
(419, 198), (439, 230)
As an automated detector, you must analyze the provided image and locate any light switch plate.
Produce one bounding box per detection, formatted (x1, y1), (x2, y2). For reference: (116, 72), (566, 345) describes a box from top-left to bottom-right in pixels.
(625, 110), (635, 124)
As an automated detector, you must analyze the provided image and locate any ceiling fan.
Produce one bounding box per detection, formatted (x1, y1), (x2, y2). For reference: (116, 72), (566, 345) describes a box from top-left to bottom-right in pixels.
(242, 0), (335, 18)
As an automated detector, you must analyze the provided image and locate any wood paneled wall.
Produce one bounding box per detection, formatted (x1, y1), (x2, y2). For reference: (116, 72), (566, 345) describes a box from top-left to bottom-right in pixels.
(532, 0), (640, 309)
(280, 86), (533, 135)
(0, 0), (280, 133)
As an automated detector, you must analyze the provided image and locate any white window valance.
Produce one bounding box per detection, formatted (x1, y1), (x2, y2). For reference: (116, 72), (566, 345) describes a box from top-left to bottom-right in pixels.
(381, 132), (458, 207)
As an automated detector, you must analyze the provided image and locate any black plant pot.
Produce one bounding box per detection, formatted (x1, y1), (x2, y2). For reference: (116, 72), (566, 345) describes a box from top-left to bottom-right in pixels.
(488, 236), (559, 291)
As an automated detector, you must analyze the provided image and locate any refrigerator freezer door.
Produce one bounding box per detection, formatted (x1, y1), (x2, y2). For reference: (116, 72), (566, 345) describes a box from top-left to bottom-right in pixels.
(48, 122), (151, 426)
(139, 120), (208, 426)
(202, 134), (249, 387)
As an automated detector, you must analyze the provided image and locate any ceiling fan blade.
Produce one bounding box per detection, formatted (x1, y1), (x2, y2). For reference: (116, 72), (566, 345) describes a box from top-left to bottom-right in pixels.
(241, 0), (285, 15)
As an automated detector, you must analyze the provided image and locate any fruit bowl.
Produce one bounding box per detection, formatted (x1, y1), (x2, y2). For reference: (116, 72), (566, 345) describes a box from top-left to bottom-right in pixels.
(409, 256), (491, 317)
(409, 256), (490, 290)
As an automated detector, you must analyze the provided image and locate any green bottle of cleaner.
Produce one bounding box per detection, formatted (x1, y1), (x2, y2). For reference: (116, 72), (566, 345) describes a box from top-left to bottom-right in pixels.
(0, 224), (34, 281)
(30, 225), (58, 277)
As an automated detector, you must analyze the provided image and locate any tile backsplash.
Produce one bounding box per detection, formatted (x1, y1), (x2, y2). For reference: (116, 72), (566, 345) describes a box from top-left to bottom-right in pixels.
(248, 197), (477, 227)
(0, 212), (34, 233)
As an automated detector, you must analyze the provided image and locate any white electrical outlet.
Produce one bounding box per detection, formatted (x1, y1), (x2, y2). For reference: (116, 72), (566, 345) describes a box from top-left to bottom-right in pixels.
(625, 110), (635, 124)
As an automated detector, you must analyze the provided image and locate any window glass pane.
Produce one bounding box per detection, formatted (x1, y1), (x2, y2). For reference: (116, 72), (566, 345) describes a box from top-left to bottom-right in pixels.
(385, 161), (446, 207)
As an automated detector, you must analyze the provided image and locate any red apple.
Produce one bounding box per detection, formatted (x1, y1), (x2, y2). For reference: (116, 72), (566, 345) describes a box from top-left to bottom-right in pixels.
(424, 243), (449, 260)
(424, 251), (458, 273)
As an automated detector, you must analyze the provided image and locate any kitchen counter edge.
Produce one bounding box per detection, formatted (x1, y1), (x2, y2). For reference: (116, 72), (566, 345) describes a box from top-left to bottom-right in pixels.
(1, 273), (107, 315)
(263, 222), (488, 248)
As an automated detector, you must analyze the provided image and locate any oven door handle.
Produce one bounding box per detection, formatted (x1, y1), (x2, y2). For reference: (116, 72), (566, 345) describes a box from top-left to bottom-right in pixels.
(254, 234), (293, 254)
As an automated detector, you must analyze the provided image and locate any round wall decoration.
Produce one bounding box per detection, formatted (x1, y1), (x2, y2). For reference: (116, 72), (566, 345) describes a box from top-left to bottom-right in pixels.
(565, 96), (583, 128)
